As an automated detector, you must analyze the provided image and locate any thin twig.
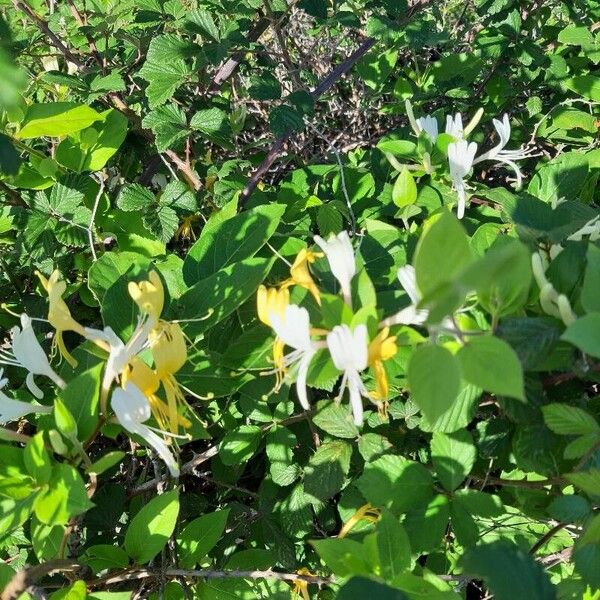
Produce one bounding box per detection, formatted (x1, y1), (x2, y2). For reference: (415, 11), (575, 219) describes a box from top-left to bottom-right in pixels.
(529, 522), (568, 555)
(88, 567), (333, 588)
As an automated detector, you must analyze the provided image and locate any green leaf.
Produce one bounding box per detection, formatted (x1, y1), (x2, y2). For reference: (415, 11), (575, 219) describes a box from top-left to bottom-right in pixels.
(142, 104), (189, 151)
(548, 495), (591, 523)
(18, 103), (103, 138)
(312, 401), (360, 439)
(138, 37), (192, 108)
(527, 152), (589, 204)
(431, 429), (476, 491)
(408, 345), (461, 422)
(458, 336), (525, 401)
(564, 75), (600, 102)
(53, 398), (78, 440)
(375, 510), (411, 579)
(356, 454), (433, 514)
(404, 494), (450, 553)
(542, 404), (599, 436)
(186, 8), (220, 41)
(49, 580), (87, 600)
(459, 542), (556, 600)
(565, 469), (600, 496)
(177, 257), (274, 336)
(392, 168), (417, 208)
(84, 544), (130, 574)
(562, 314), (600, 358)
(183, 204), (284, 282)
(143, 204), (179, 242)
(269, 105), (305, 137)
(124, 490), (179, 564)
(117, 184), (155, 212)
(582, 245), (600, 313)
(414, 211), (474, 298)
(24, 433), (52, 485)
(266, 427), (301, 487)
(58, 364), (102, 442)
(178, 509), (229, 568)
(311, 538), (372, 577)
(33, 464), (93, 526)
(304, 440), (352, 501)
(190, 107), (231, 144)
(160, 181), (196, 211)
(249, 73), (282, 100)
(337, 577), (409, 599)
(219, 425), (261, 466)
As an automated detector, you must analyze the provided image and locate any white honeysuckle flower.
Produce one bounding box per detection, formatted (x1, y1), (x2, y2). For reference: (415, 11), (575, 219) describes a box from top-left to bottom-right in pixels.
(531, 252), (577, 325)
(269, 305), (323, 410)
(382, 266), (429, 327)
(326, 324), (375, 426)
(567, 215), (600, 242)
(415, 115), (439, 142)
(445, 113), (464, 140)
(111, 382), (180, 478)
(314, 231), (356, 307)
(0, 369), (52, 423)
(448, 140), (478, 219)
(472, 114), (536, 188)
(0, 314), (65, 398)
(85, 319), (153, 392)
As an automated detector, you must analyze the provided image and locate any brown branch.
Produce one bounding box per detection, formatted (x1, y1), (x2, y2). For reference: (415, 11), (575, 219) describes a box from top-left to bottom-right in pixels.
(472, 475), (562, 489)
(88, 567), (333, 588)
(529, 522), (568, 555)
(209, 17), (270, 92)
(64, 0), (104, 70)
(1, 560), (82, 600)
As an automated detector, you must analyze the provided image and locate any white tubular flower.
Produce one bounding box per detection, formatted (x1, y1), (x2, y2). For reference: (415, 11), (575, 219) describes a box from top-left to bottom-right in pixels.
(382, 266), (429, 327)
(111, 382), (180, 478)
(532, 252), (577, 325)
(314, 231), (356, 307)
(567, 215), (600, 242)
(415, 115), (439, 142)
(327, 324), (374, 426)
(0, 314), (65, 398)
(85, 321), (152, 392)
(0, 369), (52, 423)
(448, 140), (478, 219)
(269, 305), (322, 411)
(445, 113), (464, 140)
(472, 114), (536, 188)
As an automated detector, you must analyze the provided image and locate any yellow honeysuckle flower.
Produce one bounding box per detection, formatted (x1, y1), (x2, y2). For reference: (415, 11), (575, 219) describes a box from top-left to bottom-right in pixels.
(149, 321), (187, 378)
(338, 503), (381, 539)
(36, 270), (87, 368)
(256, 285), (289, 327)
(367, 327), (398, 401)
(282, 248), (323, 305)
(122, 357), (191, 432)
(292, 568), (314, 600)
(128, 270), (164, 323)
(147, 322), (191, 434)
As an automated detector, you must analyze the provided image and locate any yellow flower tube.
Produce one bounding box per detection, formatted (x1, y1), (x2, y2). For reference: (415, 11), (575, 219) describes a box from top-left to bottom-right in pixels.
(36, 270), (87, 368)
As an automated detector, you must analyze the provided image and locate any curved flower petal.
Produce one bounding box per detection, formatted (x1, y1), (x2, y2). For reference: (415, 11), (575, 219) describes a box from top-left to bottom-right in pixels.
(314, 232), (356, 306)
(111, 383), (179, 478)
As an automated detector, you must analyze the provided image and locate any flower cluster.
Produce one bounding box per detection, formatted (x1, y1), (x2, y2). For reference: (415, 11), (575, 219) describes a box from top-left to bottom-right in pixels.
(405, 100), (536, 219)
(0, 270), (194, 477)
(257, 231), (440, 426)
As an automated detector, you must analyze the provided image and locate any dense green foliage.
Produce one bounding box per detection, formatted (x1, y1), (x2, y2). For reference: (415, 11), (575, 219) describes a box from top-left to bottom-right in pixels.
(1, 0), (600, 598)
